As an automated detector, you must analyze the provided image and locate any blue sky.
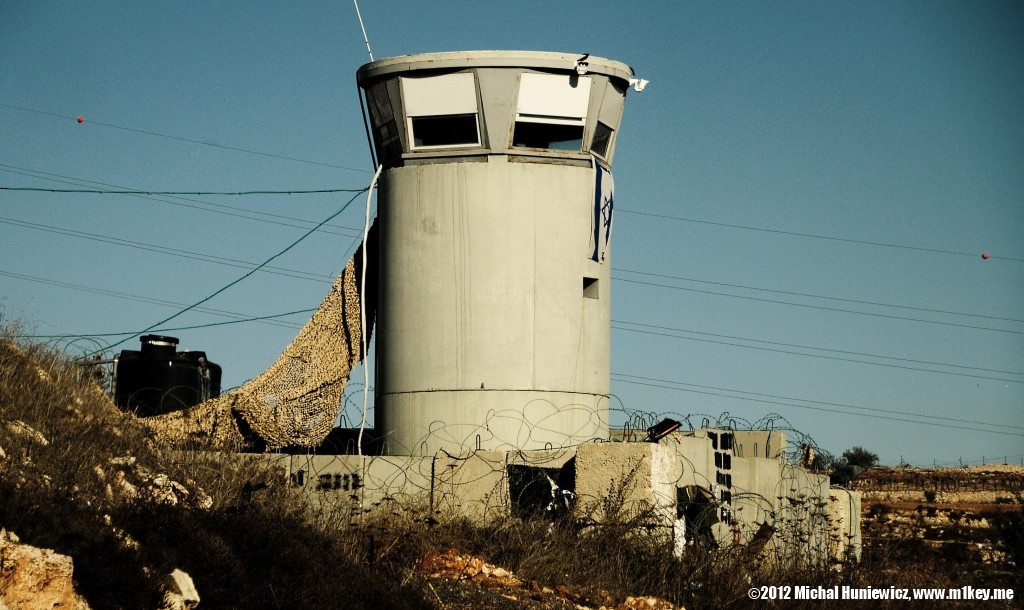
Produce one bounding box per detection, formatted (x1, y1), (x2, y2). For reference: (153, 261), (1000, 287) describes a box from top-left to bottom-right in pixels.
(1, 1), (1021, 465)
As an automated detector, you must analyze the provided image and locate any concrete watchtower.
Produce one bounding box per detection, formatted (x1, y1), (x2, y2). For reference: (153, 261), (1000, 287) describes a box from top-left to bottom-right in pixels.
(357, 51), (633, 456)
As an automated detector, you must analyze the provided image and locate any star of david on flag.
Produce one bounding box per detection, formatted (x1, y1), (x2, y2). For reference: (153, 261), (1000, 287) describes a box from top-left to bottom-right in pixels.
(591, 158), (614, 262)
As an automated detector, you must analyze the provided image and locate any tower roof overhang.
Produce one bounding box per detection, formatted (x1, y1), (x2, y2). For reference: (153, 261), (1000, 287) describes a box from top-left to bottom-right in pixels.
(357, 50), (633, 85)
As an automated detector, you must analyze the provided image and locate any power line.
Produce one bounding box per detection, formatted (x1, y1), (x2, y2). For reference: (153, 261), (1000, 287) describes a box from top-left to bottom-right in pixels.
(5, 103), (1018, 264)
(17, 308), (317, 340)
(0, 269), (303, 331)
(92, 188), (367, 355)
(0, 186), (366, 195)
(0, 216), (337, 284)
(613, 277), (1024, 335)
(0, 164), (364, 238)
(912, 453), (1024, 468)
(14, 209), (1016, 380)
(7, 170), (1020, 270)
(7, 182), (1016, 327)
(7, 172), (1016, 332)
(6, 203), (1017, 380)
(8, 178), (1016, 336)
(13, 212), (1015, 378)
(610, 372), (1024, 437)
(615, 268), (1023, 324)
(612, 319), (1022, 380)
(614, 324), (1021, 384)
(0, 102), (371, 174)
(617, 208), (1024, 263)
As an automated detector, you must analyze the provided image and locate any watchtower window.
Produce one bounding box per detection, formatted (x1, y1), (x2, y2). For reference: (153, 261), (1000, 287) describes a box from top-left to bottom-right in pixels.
(366, 82), (401, 161)
(590, 121), (614, 158)
(401, 73), (481, 149)
(513, 118), (584, 150)
(411, 114), (479, 147)
(513, 73), (591, 152)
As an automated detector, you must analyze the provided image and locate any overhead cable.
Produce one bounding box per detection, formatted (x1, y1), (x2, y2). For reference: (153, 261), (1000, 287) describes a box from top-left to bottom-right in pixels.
(16, 308), (317, 339)
(89, 188), (368, 355)
(0, 269), (303, 331)
(615, 268), (1023, 324)
(0, 102), (371, 174)
(612, 321), (1022, 383)
(0, 216), (335, 284)
(614, 277), (1023, 335)
(0, 164), (364, 237)
(610, 372), (1024, 437)
(0, 186), (366, 195)
(618, 208), (1023, 262)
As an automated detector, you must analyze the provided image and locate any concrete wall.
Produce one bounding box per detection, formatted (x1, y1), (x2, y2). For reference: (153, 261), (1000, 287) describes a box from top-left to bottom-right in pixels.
(661, 432), (713, 489)
(432, 450), (509, 522)
(280, 428), (858, 566)
(431, 448), (578, 522)
(828, 487), (862, 562)
(773, 463), (833, 566)
(573, 442), (677, 527)
(282, 453), (433, 518)
(733, 430), (787, 460)
(728, 456), (783, 548)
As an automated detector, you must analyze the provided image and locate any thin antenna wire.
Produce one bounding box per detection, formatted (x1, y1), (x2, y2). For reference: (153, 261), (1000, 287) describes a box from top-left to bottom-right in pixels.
(353, 0), (374, 61)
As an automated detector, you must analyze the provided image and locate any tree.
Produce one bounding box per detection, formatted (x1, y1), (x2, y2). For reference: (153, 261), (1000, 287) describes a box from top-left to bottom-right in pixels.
(828, 446), (879, 485)
(841, 446), (879, 469)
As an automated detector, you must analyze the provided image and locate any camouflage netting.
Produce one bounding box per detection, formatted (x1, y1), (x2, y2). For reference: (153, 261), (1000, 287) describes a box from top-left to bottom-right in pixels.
(143, 225), (377, 449)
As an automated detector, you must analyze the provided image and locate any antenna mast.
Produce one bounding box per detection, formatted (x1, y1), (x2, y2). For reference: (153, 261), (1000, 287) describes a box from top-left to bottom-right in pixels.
(353, 0), (374, 62)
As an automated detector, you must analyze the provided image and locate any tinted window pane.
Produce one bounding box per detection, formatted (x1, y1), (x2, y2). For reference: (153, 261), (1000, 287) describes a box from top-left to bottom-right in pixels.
(591, 122), (613, 157)
(512, 121), (584, 151)
(411, 114), (479, 147)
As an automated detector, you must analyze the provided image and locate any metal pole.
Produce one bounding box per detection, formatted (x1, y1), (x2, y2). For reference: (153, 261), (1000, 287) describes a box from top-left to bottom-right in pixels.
(353, 0), (374, 61)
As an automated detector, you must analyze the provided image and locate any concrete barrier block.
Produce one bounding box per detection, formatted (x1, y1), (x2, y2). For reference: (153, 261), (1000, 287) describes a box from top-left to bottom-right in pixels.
(658, 433), (711, 488)
(828, 488), (862, 563)
(573, 442), (677, 527)
(287, 454), (365, 516)
(285, 454), (434, 518)
(363, 454), (434, 510)
(432, 450), (509, 523)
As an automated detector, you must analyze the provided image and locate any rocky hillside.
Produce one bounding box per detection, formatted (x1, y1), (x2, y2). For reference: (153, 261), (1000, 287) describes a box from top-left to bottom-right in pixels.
(3, 334), (1022, 609)
(851, 465), (1023, 575)
(0, 337), (425, 610)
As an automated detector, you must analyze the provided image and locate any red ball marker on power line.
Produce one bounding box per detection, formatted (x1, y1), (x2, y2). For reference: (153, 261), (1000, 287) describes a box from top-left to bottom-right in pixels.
(77, 116), (84, 123)
(981, 252), (990, 260)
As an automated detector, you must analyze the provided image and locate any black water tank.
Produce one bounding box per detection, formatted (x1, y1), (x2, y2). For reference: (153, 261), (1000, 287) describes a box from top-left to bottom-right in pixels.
(114, 335), (222, 417)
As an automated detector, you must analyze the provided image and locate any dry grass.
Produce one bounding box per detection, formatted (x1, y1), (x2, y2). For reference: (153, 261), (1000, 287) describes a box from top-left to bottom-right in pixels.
(1, 327), (1021, 609)
(0, 328), (428, 610)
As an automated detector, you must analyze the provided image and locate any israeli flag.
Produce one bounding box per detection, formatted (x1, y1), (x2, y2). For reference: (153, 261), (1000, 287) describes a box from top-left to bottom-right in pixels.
(591, 158), (614, 262)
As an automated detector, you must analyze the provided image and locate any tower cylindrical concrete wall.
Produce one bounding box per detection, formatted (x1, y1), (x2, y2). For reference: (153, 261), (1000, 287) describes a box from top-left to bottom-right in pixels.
(357, 51), (632, 455)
